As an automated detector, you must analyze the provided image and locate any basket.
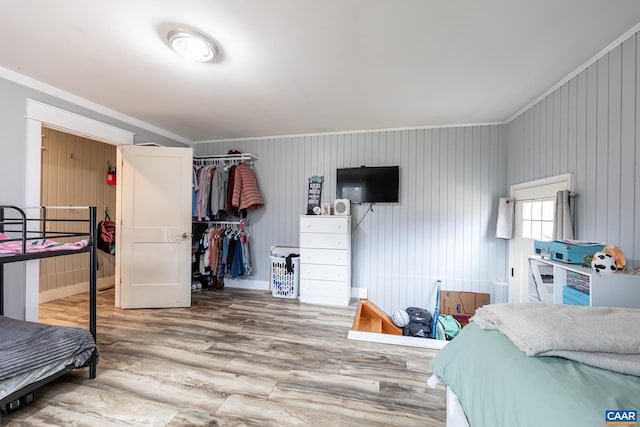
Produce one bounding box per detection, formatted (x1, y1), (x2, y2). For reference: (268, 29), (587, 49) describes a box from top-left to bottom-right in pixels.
(270, 255), (300, 299)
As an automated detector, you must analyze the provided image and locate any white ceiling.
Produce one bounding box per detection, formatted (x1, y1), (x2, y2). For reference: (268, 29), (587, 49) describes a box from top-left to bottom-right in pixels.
(1, 1), (639, 143)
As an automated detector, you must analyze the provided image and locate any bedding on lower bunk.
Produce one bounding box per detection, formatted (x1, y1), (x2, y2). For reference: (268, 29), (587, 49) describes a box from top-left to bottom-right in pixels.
(0, 233), (88, 256)
(430, 304), (640, 427)
(0, 316), (97, 401)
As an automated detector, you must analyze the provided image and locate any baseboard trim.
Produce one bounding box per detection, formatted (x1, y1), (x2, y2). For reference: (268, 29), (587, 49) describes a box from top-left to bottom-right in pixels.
(352, 287), (367, 299)
(224, 279), (269, 291)
(39, 276), (115, 303)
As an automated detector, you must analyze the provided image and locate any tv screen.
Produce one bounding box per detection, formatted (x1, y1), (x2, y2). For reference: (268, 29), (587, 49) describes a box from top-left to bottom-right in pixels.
(336, 166), (399, 203)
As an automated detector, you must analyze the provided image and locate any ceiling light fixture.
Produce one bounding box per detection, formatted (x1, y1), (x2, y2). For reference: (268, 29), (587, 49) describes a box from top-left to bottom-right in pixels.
(167, 29), (218, 63)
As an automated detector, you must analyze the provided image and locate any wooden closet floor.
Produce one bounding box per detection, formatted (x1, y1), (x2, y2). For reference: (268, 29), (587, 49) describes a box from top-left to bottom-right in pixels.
(3, 288), (446, 426)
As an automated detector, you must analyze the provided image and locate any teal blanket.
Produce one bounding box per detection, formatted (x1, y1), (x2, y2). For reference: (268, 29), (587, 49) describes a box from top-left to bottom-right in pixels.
(431, 323), (640, 427)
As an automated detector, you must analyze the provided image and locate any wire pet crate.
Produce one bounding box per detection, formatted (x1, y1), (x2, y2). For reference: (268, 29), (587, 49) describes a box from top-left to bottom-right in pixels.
(270, 255), (300, 299)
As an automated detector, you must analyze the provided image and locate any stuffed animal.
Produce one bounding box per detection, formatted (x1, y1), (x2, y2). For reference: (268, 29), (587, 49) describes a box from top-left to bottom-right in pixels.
(602, 245), (626, 269)
(591, 252), (618, 273)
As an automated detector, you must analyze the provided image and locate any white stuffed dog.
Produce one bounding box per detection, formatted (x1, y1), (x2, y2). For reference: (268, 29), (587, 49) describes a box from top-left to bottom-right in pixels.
(591, 252), (618, 273)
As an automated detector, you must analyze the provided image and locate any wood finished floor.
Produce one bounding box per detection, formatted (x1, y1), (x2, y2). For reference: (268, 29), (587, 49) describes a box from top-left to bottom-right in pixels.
(2, 288), (446, 426)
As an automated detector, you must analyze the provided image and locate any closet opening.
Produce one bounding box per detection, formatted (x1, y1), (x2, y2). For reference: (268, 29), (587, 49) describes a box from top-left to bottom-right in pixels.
(22, 98), (134, 323)
(39, 127), (117, 309)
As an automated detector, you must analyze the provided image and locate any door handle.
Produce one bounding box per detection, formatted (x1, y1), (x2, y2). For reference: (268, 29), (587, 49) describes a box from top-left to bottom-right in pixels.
(178, 232), (191, 239)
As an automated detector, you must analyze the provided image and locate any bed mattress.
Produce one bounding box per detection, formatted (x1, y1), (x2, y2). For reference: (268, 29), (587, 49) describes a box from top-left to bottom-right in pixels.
(0, 316), (97, 401)
(431, 323), (640, 427)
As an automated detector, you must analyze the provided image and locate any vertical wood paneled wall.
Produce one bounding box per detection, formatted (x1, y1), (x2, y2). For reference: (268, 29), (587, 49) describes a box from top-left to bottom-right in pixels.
(40, 127), (116, 293)
(506, 31), (640, 264)
(195, 125), (507, 314)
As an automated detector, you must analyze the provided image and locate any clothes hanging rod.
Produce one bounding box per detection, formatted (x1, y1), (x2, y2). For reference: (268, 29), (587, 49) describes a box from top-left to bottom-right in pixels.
(193, 153), (258, 161)
(194, 219), (251, 233)
(193, 220), (247, 225)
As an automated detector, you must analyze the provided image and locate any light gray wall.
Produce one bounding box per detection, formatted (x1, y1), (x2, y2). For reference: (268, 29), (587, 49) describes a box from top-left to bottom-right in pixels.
(16, 22), (637, 317)
(506, 30), (640, 264)
(0, 75), (187, 319)
(195, 125), (508, 314)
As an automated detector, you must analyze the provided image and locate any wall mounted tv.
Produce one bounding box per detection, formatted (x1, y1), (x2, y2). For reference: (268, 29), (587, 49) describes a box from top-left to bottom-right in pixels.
(336, 166), (399, 203)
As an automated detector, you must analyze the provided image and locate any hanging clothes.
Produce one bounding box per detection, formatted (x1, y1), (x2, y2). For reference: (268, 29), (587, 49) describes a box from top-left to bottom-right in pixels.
(193, 153), (263, 221)
(191, 152), (259, 290)
(226, 165), (237, 214)
(209, 167), (227, 218)
(192, 166), (199, 218)
(191, 223), (253, 286)
(231, 163), (264, 211)
(240, 221), (252, 275)
(231, 238), (246, 278)
(195, 166), (207, 220)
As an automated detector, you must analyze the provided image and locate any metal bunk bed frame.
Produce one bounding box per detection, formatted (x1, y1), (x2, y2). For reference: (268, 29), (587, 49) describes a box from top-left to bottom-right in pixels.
(0, 205), (98, 415)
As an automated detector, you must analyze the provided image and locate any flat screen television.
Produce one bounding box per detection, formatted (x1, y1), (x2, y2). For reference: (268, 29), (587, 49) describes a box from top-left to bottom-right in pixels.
(336, 166), (399, 203)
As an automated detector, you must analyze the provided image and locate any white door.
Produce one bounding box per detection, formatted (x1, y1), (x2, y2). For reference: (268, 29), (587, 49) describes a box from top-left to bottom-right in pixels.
(508, 175), (572, 303)
(115, 145), (193, 309)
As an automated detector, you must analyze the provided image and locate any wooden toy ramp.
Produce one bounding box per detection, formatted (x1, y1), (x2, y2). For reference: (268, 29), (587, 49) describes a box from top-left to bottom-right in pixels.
(348, 299), (447, 349)
(351, 299), (402, 335)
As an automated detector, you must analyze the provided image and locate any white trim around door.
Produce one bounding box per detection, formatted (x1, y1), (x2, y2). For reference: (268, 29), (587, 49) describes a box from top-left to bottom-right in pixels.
(23, 98), (134, 321)
(508, 173), (574, 304)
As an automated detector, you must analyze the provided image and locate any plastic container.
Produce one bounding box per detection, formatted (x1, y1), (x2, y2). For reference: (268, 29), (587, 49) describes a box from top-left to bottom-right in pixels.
(270, 255), (300, 299)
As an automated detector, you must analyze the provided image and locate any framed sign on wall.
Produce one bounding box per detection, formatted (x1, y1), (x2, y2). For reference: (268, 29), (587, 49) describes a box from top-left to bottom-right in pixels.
(306, 175), (324, 215)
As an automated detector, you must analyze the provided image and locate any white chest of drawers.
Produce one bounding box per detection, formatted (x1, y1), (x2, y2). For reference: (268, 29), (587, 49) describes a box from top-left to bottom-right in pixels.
(299, 215), (351, 306)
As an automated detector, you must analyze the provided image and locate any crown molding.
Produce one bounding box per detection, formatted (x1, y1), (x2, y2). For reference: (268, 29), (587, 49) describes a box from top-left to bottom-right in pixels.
(0, 65), (192, 145)
(506, 22), (640, 124)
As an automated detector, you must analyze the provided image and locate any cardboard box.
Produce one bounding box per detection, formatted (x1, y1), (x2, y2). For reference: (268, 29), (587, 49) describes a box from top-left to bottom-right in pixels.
(439, 291), (491, 326)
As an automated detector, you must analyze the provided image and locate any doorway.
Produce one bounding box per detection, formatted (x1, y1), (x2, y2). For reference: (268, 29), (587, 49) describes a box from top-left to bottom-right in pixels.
(24, 99), (134, 321)
(39, 127), (117, 303)
(508, 174), (573, 303)
(25, 100), (192, 318)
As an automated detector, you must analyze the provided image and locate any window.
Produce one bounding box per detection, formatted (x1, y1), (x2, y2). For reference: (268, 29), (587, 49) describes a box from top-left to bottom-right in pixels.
(521, 199), (554, 240)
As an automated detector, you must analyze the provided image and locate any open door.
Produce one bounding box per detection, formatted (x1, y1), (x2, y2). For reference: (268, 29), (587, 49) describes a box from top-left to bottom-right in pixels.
(509, 176), (571, 303)
(116, 145), (192, 309)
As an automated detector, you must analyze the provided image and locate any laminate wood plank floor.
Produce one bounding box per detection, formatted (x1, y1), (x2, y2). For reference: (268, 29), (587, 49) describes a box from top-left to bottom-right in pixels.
(2, 287), (446, 426)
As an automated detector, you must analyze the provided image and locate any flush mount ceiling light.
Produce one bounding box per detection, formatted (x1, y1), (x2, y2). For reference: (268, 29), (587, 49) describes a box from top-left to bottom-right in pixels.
(167, 29), (218, 63)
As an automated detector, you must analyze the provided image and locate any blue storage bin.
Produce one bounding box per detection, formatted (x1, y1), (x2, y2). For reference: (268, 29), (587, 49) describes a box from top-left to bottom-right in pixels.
(562, 286), (590, 306)
(534, 240), (604, 264)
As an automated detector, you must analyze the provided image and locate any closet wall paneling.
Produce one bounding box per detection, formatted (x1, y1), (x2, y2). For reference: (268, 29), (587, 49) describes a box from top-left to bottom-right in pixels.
(40, 127), (116, 295)
(194, 124), (507, 315)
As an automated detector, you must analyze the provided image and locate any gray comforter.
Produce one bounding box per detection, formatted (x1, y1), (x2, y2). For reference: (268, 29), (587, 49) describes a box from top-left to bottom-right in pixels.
(0, 315), (96, 381)
(472, 303), (640, 376)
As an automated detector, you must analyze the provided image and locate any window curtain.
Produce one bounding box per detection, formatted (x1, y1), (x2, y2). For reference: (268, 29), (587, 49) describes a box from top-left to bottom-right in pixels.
(496, 197), (514, 239)
(552, 190), (575, 240)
